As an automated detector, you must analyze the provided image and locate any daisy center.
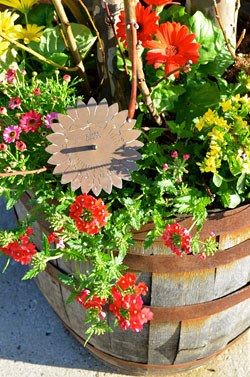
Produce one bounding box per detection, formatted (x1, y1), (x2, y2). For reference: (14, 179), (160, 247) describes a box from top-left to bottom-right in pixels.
(165, 45), (178, 56)
(9, 131), (16, 138)
(51, 117), (59, 124)
(27, 118), (37, 127)
(80, 208), (94, 223)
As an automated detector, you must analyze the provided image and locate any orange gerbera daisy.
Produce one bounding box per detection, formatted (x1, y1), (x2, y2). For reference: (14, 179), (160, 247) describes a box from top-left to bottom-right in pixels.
(145, 22), (201, 77)
(116, 2), (159, 48)
(143, 0), (180, 6)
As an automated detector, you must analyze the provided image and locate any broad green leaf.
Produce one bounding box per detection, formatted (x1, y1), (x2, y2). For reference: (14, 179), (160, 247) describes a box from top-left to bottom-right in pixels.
(228, 193), (241, 208)
(236, 173), (246, 194)
(213, 173), (223, 187)
(29, 26), (66, 58)
(42, 53), (68, 72)
(71, 23), (97, 60)
(28, 4), (55, 27)
(147, 128), (165, 141)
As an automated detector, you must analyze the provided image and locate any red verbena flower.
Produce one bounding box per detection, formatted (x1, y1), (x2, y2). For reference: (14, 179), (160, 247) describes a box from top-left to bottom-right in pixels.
(144, 0), (180, 6)
(145, 22), (201, 77)
(162, 222), (191, 256)
(76, 289), (106, 319)
(69, 194), (110, 235)
(116, 2), (159, 48)
(20, 110), (43, 133)
(117, 273), (136, 290)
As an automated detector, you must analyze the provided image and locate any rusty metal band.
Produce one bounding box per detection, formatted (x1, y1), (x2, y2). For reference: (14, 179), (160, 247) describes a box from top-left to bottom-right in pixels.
(132, 203), (250, 240)
(44, 262), (250, 322)
(123, 238), (250, 273)
(18, 192), (250, 241)
(58, 317), (249, 374)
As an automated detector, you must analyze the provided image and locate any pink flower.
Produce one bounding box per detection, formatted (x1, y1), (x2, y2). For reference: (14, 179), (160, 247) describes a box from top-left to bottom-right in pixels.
(9, 97), (21, 110)
(3, 125), (21, 143)
(172, 150), (178, 158)
(162, 222), (191, 256)
(20, 70), (26, 75)
(16, 141), (26, 151)
(199, 253), (206, 260)
(183, 154), (190, 160)
(163, 163), (168, 171)
(63, 74), (71, 82)
(0, 107), (7, 115)
(33, 88), (41, 96)
(177, 176), (182, 182)
(5, 69), (16, 83)
(209, 232), (215, 237)
(56, 238), (65, 249)
(20, 110), (43, 133)
(44, 112), (59, 129)
(0, 143), (7, 151)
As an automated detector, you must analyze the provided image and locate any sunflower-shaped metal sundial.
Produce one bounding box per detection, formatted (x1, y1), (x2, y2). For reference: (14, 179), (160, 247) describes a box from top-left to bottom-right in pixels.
(45, 98), (143, 196)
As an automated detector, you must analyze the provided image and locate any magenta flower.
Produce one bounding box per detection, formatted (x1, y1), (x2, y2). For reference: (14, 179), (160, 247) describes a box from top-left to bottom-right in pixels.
(56, 238), (65, 249)
(209, 232), (215, 237)
(9, 97), (21, 110)
(5, 69), (16, 83)
(183, 154), (190, 160)
(163, 163), (168, 171)
(33, 88), (41, 96)
(177, 176), (182, 182)
(0, 107), (7, 115)
(172, 150), (178, 158)
(3, 125), (21, 143)
(20, 110), (43, 133)
(44, 112), (59, 129)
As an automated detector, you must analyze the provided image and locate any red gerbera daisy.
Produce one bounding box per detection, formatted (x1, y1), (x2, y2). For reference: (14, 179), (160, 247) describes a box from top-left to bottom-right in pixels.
(116, 2), (159, 48)
(145, 22), (201, 77)
(20, 110), (43, 133)
(144, 0), (180, 6)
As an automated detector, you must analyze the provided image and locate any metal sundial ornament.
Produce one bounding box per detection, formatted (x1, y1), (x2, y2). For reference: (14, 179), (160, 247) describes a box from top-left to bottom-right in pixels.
(45, 98), (143, 196)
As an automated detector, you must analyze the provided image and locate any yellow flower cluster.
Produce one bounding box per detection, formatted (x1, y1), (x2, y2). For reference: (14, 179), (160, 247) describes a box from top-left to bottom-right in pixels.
(196, 93), (250, 174)
(0, 0), (39, 14)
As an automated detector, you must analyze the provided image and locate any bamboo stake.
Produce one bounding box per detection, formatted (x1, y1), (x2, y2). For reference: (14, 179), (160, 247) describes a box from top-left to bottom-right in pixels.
(212, 0), (250, 76)
(103, 0), (130, 76)
(52, 0), (91, 97)
(79, 0), (105, 88)
(124, 0), (162, 125)
(0, 167), (52, 177)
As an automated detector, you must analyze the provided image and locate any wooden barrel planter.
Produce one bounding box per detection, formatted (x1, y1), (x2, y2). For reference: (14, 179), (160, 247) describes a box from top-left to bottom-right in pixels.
(14, 192), (250, 375)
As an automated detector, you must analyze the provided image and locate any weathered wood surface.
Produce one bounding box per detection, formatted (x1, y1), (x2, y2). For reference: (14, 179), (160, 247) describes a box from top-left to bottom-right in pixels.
(14, 193), (250, 374)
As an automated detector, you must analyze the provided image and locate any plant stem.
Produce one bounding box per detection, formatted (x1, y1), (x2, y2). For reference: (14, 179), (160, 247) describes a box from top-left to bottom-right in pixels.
(0, 31), (79, 72)
(79, 0), (105, 88)
(52, 0), (91, 98)
(124, 0), (163, 125)
(212, 0), (250, 76)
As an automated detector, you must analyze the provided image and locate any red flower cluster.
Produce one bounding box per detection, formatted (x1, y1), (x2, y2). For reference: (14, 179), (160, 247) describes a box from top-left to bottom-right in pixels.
(116, 2), (159, 48)
(69, 194), (110, 235)
(0, 227), (37, 265)
(47, 227), (64, 244)
(162, 222), (191, 256)
(144, 0), (180, 5)
(109, 273), (153, 332)
(76, 289), (106, 319)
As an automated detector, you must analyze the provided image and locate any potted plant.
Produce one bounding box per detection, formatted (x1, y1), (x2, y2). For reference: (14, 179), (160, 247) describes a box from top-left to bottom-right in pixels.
(0, 0), (249, 374)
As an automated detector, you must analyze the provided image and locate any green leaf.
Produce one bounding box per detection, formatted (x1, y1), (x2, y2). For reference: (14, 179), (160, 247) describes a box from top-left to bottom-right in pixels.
(144, 230), (157, 250)
(6, 197), (17, 210)
(71, 23), (97, 60)
(147, 128), (165, 141)
(236, 173), (246, 194)
(29, 26), (66, 59)
(58, 273), (77, 286)
(213, 173), (223, 187)
(228, 193), (241, 208)
(42, 233), (49, 255)
(28, 4), (55, 27)
(22, 268), (40, 280)
(66, 291), (78, 305)
(42, 53), (68, 72)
